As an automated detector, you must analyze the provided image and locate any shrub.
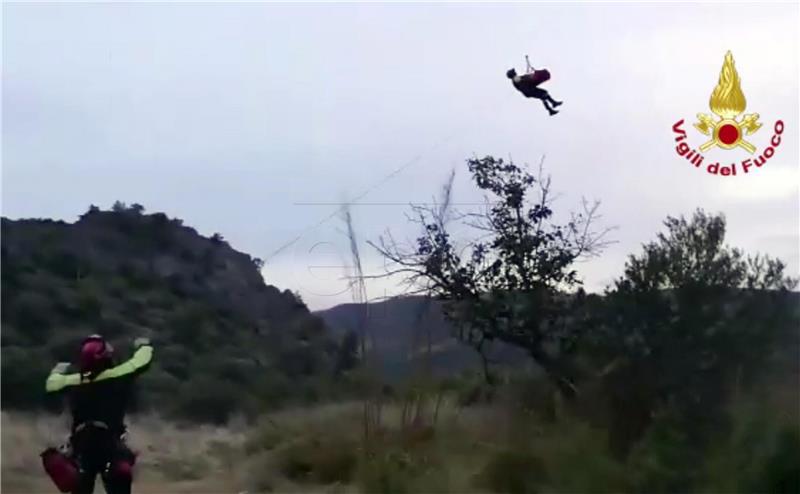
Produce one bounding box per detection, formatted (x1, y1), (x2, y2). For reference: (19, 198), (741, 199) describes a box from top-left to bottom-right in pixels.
(1, 325), (26, 347)
(358, 430), (445, 494)
(702, 398), (800, 494)
(45, 250), (85, 279)
(505, 374), (558, 422)
(96, 314), (129, 339)
(358, 449), (416, 494)
(119, 262), (155, 291)
(171, 377), (243, 424)
(106, 275), (131, 298)
(207, 439), (241, 473)
(629, 413), (698, 494)
(134, 367), (181, 412)
(530, 420), (628, 494)
(156, 345), (192, 380)
(758, 426), (800, 494)
(167, 304), (212, 349)
(9, 292), (53, 342)
(276, 436), (357, 484)
(246, 451), (282, 493)
(197, 357), (254, 385)
(475, 449), (547, 494)
(244, 421), (286, 455)
(157, 455), (211, 481)
(277, 344), (324, 378)
(450, 373), (496, 407)
(46, 332), (86, 361)
(75, 284), (102, 320)
(251, 372), (293, 408)
(1, 347), (52, 409)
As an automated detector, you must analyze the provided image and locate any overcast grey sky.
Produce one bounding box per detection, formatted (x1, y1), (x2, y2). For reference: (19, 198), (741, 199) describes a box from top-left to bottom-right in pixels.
(3, 2), (798, 310)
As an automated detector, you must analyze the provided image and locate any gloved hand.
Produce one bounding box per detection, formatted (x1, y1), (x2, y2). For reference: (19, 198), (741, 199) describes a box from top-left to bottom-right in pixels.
(50, 362), (70, 374)
(133, 337), (151, 349)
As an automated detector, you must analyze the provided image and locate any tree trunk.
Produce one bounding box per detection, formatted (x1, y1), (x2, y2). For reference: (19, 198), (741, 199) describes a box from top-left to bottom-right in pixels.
(528, 347), (578, 399)
(480, 351), (496, 386)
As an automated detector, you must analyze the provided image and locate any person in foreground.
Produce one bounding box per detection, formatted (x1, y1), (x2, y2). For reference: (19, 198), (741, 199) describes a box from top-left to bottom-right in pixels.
(507, 55), (563, 116)
(42, 335), (154, 494)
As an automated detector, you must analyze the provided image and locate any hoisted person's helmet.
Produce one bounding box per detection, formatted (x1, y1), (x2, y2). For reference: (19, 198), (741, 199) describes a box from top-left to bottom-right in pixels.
(78, 334), (114, 376)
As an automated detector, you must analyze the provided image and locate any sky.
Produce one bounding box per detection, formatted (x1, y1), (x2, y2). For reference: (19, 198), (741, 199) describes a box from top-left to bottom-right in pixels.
(3, 2), (798, 310)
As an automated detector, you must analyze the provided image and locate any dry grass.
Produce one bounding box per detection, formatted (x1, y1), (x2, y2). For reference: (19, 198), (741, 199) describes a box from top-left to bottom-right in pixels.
(0, 403), (621, 494)
(1, 411), (247, 493)
(241, 400), (506, 494)
(6, 390), (793, 494)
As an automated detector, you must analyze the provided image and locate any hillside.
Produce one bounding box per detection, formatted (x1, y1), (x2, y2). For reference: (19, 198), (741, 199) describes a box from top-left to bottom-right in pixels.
(316, 295), (528, 380)
(1, 203), (342, 423)
(317, 290), (800, 383)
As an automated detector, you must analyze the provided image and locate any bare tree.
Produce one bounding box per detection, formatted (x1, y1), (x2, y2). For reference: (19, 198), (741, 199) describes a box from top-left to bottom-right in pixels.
(370, 155), (613, 397)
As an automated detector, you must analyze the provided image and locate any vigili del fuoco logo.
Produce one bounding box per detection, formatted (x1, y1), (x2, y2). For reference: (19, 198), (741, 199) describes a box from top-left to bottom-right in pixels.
(672, 51), (784, 176)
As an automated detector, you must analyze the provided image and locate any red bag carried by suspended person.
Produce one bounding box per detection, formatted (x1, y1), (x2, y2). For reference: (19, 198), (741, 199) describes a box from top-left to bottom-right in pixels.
(41, 447), (79, 493)
(529, 69), (551, 86)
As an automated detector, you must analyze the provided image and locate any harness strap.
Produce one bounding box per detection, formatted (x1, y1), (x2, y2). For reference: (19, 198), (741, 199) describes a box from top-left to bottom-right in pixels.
(73, 421), (110, 434)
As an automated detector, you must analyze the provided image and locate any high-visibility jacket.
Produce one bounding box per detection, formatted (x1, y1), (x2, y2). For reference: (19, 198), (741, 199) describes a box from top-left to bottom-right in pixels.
(46, 344), (153, 435)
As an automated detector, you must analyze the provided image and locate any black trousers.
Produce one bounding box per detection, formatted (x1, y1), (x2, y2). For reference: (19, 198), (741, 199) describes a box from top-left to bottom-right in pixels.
(71, 427), (135, 494)
(74, 468), (131, 494)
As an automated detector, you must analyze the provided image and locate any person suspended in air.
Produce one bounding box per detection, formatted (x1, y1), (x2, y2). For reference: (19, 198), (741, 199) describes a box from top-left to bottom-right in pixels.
(507, 56), (563, 116)
(41, 334), (154, 494)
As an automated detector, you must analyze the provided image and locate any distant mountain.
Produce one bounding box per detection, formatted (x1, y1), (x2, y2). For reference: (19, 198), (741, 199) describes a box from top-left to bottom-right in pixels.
(1, 203), (339, 422)
(316, 288), (800, 383)
(315, 295), (528, 380)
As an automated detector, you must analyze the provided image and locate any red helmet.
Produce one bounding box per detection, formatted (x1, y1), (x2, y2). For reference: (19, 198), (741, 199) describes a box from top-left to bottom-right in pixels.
(78, 335), (114, 376)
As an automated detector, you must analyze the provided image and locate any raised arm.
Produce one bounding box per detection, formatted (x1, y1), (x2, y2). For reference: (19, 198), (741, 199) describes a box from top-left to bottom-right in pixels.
(103, 339), (153, 379)
(45, 339), (154, 393)
(525, 55), (535, 73)
(45, 362), (74, 394)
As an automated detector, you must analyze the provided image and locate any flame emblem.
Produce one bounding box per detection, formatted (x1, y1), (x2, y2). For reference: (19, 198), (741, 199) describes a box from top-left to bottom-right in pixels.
(694, 51), (761, 153)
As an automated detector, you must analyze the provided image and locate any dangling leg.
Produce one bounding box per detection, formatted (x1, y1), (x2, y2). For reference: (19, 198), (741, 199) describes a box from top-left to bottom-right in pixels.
(73, 468), (96, 494)
(102, 461), (132, 494)
(531, 88), (558, 115)
(101, 435), (135, 494)
(540, 89), (562, 109)
(547, 92), (563, 108)
(541, 98), (558, 115)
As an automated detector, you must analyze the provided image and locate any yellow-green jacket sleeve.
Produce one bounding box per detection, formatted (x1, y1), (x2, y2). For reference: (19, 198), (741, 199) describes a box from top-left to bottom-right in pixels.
(45, 345), (154, 393)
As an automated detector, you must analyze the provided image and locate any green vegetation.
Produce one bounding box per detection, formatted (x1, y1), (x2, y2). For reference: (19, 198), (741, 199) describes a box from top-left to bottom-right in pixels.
(1, 157), (798, 493)
(230, 389), (798, 494)
(358, 155), (799, 493)
(1, 204), (353, 422)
